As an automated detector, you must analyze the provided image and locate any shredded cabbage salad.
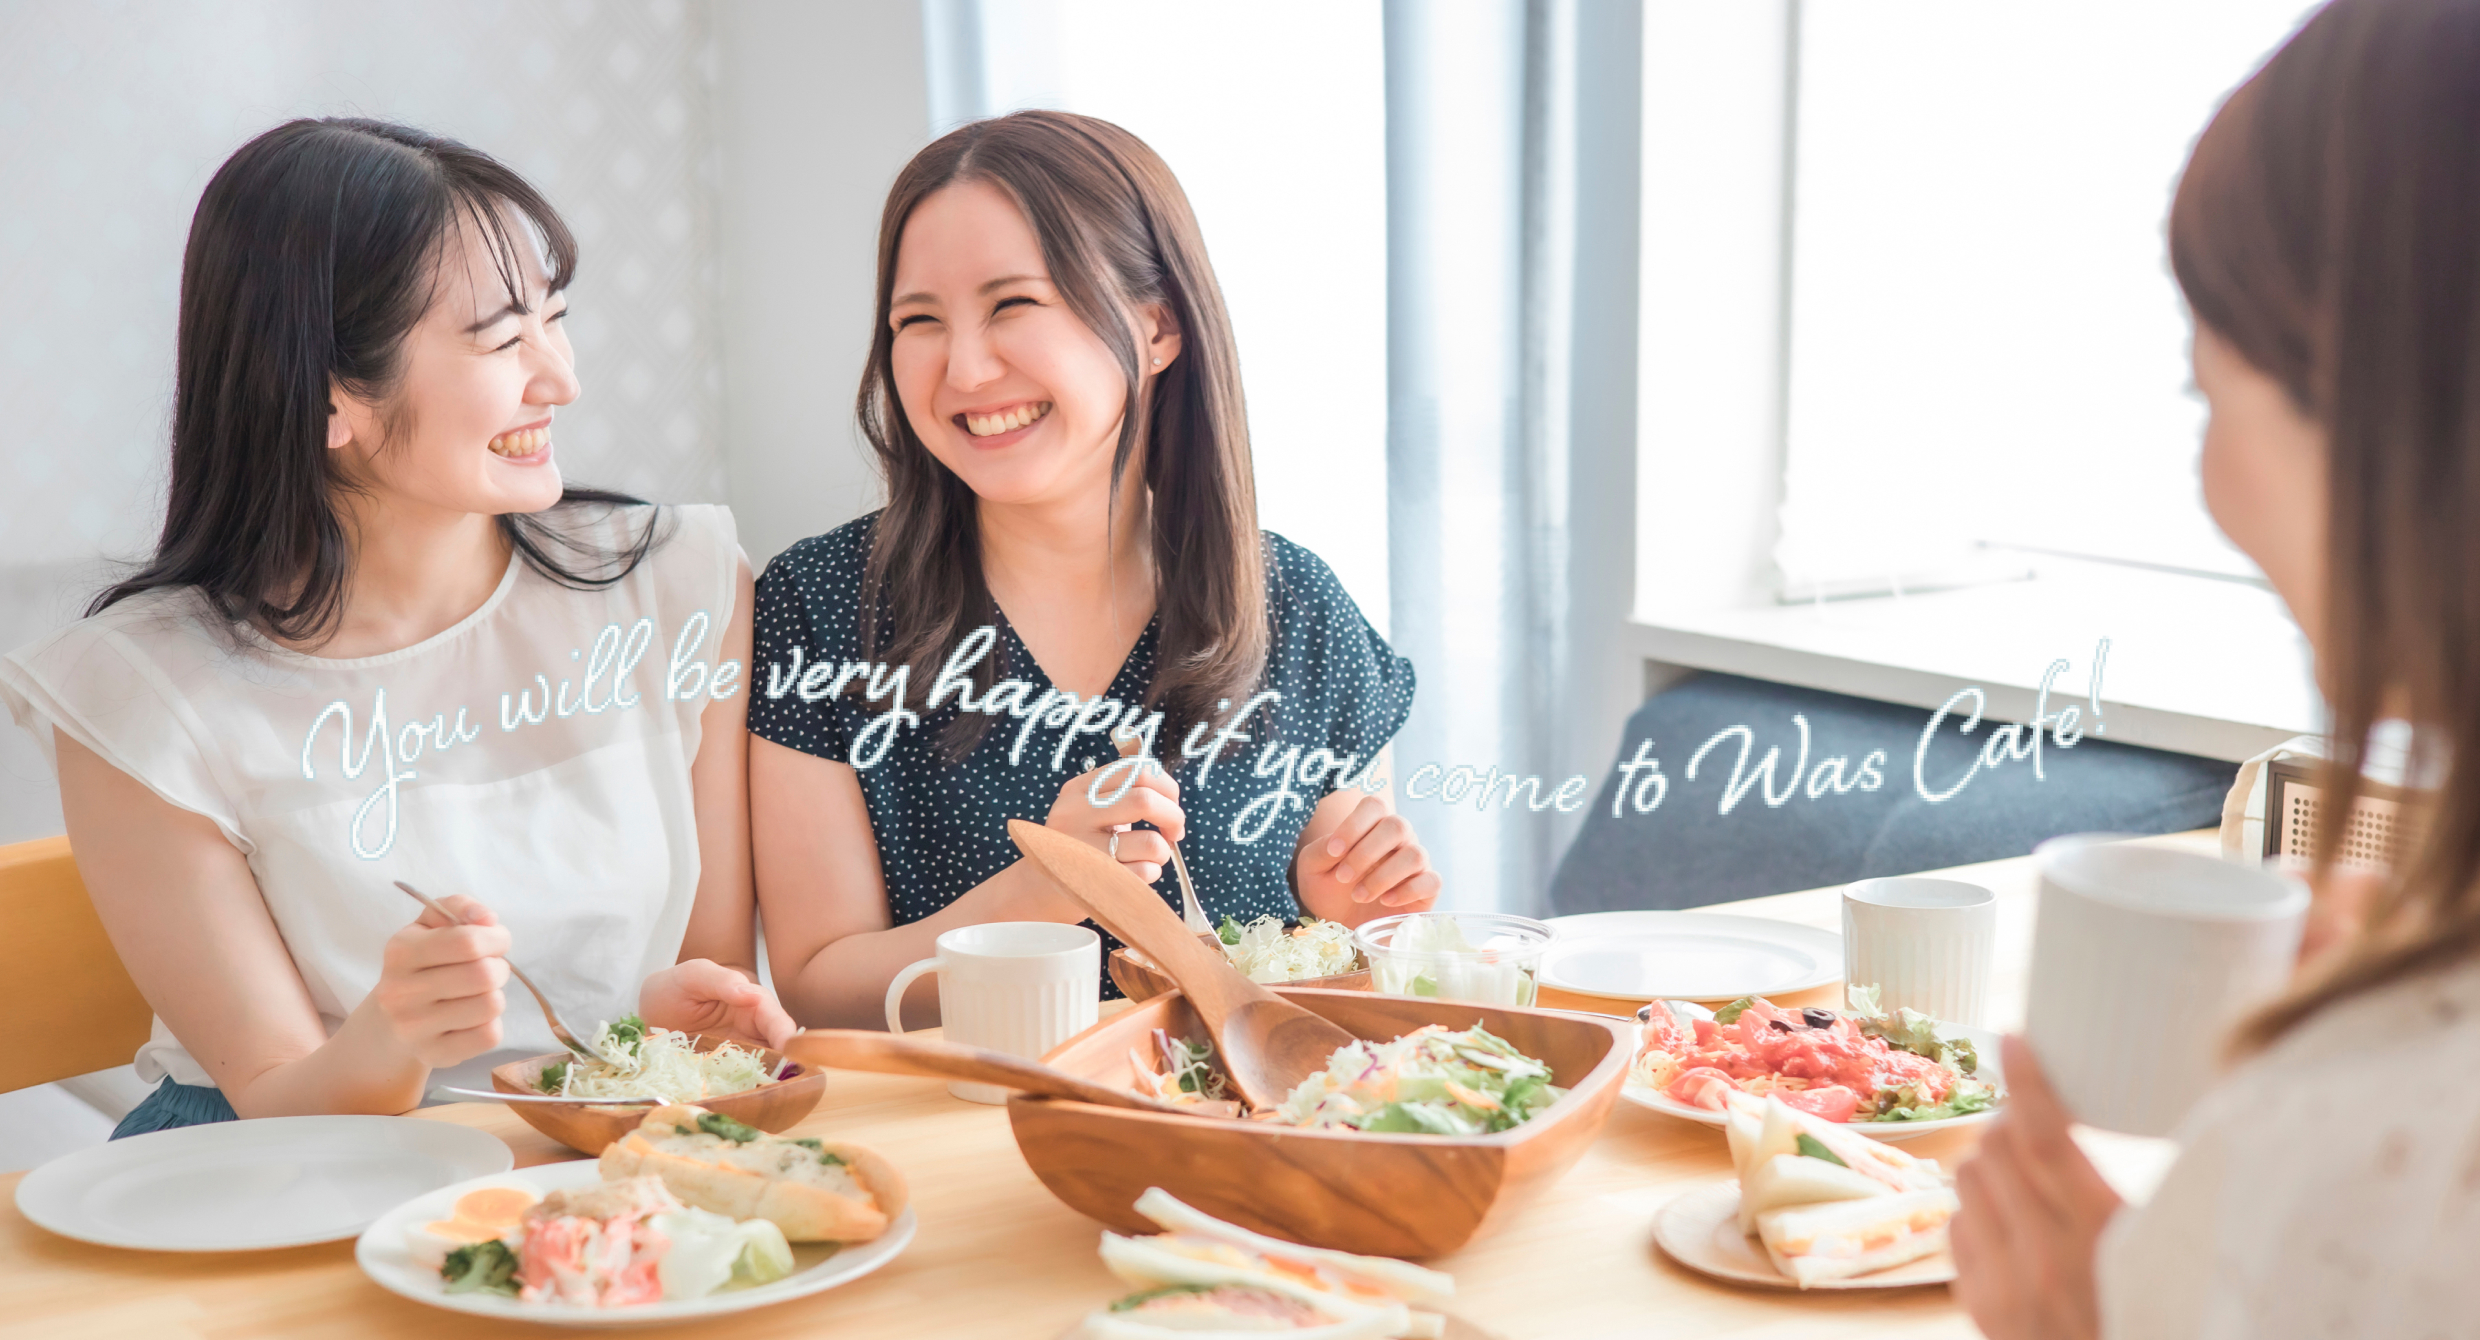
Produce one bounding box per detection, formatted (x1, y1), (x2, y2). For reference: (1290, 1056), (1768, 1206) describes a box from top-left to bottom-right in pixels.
(1217, 914), (1358, 983)
(1274, 1023), (1566, 1135)
(538, 1016), (776, 1102)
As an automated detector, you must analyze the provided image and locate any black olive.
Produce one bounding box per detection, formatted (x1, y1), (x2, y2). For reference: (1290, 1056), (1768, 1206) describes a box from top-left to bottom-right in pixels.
(1801, 1007), (1837, 1029)
(1767, 1018), (1794, 1032)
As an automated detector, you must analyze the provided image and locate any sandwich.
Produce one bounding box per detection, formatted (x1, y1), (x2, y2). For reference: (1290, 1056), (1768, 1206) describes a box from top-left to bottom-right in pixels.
(1078, 1188), (1455, 1338)
(1723, 1094), (1958, 1287)
(1752, 1188), (1961, 1288)
(597, 1103), (907, 1243)
(439, 1174), (794, 1307)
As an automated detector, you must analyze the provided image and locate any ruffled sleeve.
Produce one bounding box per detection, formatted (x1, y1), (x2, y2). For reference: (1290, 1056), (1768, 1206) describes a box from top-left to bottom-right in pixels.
(1261, 532), (1415, 799)
(747, 517), (876, 764)
(0, 597), (251, 852)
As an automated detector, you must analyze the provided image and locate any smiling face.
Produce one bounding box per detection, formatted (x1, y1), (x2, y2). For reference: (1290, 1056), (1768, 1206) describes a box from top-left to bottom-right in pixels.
(328, 205), (579, 518)
(886, 178), (1178, 508)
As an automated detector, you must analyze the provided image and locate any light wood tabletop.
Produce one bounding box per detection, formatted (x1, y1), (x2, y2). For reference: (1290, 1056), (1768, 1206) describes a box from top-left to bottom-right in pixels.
(0, 832), (2218, 1340)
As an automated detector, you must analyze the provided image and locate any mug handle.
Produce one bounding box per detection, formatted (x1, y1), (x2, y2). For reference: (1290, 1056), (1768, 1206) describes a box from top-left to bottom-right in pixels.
(885, 956), (940, 1033)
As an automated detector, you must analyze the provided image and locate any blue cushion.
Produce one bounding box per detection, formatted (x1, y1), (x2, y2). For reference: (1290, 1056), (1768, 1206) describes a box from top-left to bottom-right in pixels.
(1546, 673), (2237, 914)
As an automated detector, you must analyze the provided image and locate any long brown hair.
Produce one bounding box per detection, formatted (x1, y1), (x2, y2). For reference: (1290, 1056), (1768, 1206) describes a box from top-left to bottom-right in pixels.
(2171, 0), (2480, 1047)
(854, 111), (1267, 758)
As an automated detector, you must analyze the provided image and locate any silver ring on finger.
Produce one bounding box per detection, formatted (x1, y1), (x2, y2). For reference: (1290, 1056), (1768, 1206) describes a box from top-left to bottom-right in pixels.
(1109, 830), (1120, 860)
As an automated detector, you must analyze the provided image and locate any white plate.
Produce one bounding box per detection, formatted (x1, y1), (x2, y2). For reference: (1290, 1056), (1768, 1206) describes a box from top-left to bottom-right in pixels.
(16, 1116), (513, 1252)
(1621, 1001), (2006, 1142)
(1651, 1180), (1954, 1290)
(357, 1161), (916, 1326)
(1537, 912), (1843, 1001)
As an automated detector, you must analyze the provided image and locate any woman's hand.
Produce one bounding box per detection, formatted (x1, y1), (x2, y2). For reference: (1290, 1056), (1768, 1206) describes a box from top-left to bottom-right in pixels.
(1293, 794), (1440, 927)
(1047, 759), (1185, 888)
(1951, 1035), (2123, 1340)
(641, 960), (798, 1051)
(371, 894), (511, 1070)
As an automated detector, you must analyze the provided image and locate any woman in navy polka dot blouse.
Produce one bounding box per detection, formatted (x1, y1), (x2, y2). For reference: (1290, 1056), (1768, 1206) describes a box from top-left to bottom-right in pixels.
(747, 112), (1440, 1026)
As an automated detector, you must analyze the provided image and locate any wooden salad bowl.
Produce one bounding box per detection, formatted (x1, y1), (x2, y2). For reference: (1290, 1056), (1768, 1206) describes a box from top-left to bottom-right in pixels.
(489, 1034), (824, 1155)
(1107, 943), (1372, 1001)
(1009, 987), (1634, 1259)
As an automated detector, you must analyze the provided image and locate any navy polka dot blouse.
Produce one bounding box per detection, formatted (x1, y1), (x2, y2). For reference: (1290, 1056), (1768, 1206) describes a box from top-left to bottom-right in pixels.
(748, 514), (1416, 997)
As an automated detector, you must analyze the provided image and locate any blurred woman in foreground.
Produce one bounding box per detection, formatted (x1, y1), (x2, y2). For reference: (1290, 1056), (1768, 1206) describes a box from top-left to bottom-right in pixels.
(1953, 1), (2480, 1335)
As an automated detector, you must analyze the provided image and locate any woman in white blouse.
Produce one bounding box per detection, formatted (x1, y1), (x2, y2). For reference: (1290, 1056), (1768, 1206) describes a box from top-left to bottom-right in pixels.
(0, 119), (789, 1134)
(1953, 0), (2480, 1334)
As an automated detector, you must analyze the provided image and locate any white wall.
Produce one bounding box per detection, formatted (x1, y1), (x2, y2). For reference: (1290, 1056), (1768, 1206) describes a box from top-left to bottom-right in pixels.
(1634, 0), (1793, 620)
(713, 2), (930, 568)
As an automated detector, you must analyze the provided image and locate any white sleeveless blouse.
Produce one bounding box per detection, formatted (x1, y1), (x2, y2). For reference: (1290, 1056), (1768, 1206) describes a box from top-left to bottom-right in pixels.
(0, 503), (743, 1093)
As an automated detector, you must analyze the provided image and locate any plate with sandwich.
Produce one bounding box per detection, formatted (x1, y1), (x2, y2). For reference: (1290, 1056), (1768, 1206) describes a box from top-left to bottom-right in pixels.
(1065, 1188), (1498, 1339)
(357, 1103), (912, 1324)
(1652, 1094), (1958, 1290)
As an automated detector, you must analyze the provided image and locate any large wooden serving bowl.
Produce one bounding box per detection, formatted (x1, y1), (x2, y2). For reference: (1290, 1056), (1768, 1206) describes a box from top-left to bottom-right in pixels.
(1010, 987), (1633, 1258)
(489, 1035), (825, 1155)
(1107, 944), (1371, 1000)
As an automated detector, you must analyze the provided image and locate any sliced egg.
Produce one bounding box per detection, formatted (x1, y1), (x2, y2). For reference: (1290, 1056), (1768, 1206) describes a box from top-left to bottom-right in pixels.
(404, 1184), (539, 1271)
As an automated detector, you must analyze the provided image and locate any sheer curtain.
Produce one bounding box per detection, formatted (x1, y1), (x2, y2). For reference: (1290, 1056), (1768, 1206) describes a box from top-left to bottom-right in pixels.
(1385, 0), (1641, 914)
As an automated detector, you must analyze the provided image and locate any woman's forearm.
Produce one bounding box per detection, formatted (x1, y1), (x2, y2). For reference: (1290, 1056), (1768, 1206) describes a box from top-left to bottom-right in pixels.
(218, 996), (431, 1119)
(779, 860), (1071, 1029)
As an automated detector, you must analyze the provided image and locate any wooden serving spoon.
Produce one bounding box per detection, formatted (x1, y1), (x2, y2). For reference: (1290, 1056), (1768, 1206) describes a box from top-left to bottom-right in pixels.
(782, 1029), (1178, 1115)
(1008, 818), (1357, 1112)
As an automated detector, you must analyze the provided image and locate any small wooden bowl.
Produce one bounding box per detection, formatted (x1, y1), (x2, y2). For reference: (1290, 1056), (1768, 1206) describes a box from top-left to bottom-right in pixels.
(1009, 987), (1633, 1258)
(489, 1035), (825, 1155)
(1107, 944), (1372, 1000)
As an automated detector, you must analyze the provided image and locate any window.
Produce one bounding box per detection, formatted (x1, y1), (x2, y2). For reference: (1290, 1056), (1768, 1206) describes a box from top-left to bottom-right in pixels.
(1775, 0), (2323, 595)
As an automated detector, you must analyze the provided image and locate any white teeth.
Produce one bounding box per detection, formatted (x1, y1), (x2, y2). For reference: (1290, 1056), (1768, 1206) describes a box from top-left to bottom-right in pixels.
(488, 428), (550, 457)
(964, 402), (1051, 438)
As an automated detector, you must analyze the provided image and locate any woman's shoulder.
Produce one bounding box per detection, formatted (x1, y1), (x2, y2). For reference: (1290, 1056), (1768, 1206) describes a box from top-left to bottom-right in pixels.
(2105, 961), (2480, 1332)
(7, 584), (228, 677)
(765, 512), (878, 576)
(751, 512), (881, 648)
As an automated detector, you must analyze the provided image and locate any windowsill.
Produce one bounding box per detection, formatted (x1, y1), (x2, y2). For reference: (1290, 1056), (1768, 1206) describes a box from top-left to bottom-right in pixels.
(1627, 558), (2320, 763)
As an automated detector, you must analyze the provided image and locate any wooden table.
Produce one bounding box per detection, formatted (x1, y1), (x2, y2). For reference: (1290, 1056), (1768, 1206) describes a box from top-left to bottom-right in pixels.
(0, 833), (2217, 1340)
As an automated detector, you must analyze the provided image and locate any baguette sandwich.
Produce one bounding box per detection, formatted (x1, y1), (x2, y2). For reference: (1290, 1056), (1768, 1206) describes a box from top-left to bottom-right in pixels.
(597, 1103), (907, 1243)
(1079, 1188), (1455, 1339)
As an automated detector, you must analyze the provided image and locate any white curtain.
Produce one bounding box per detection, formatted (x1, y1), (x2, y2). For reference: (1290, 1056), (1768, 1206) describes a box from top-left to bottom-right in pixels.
(1385, 0), (1641, 914)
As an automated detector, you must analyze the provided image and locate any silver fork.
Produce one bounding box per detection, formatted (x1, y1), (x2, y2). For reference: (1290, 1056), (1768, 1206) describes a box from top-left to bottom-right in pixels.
(1167, 845), (1212, 937)
(394, 880), (601, 1065)
(1112, 735), (1213, 936)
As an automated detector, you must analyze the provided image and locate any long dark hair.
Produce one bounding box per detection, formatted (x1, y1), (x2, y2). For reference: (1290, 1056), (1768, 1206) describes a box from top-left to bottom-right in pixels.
(856, 111), (1267, 757)
(94, 117), (662, 641)
(2170, 0), (2480, 1046)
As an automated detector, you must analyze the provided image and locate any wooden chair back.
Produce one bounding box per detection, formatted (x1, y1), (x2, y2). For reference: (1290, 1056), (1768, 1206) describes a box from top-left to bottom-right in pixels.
(0, 835), (154, 1092)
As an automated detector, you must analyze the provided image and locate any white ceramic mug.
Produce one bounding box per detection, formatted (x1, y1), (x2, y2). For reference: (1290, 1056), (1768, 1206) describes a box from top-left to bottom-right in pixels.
(2025, 835), (2307, 1136)
(1842, 877), (1997, 1027)
(885, 922), (1101, 1104)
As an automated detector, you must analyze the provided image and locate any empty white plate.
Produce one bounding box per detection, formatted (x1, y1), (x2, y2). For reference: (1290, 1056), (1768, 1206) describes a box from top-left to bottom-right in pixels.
(1537, 911), (1842, 1001)
(358, 1160), (917, 1326)
(16, 1115), (512, 1252)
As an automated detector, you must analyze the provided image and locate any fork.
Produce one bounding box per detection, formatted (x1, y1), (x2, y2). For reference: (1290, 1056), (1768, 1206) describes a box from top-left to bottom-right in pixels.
(1112, 735), (1213, 936)
(393, 880), (601, 1065)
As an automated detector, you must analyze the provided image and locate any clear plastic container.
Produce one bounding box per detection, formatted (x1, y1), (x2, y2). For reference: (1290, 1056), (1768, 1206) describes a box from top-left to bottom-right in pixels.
(1352, 913), (1556, 1007)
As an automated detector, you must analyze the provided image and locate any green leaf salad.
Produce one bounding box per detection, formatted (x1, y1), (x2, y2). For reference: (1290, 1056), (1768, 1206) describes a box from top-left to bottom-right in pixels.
(1274, 1023), (1566, 1135)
